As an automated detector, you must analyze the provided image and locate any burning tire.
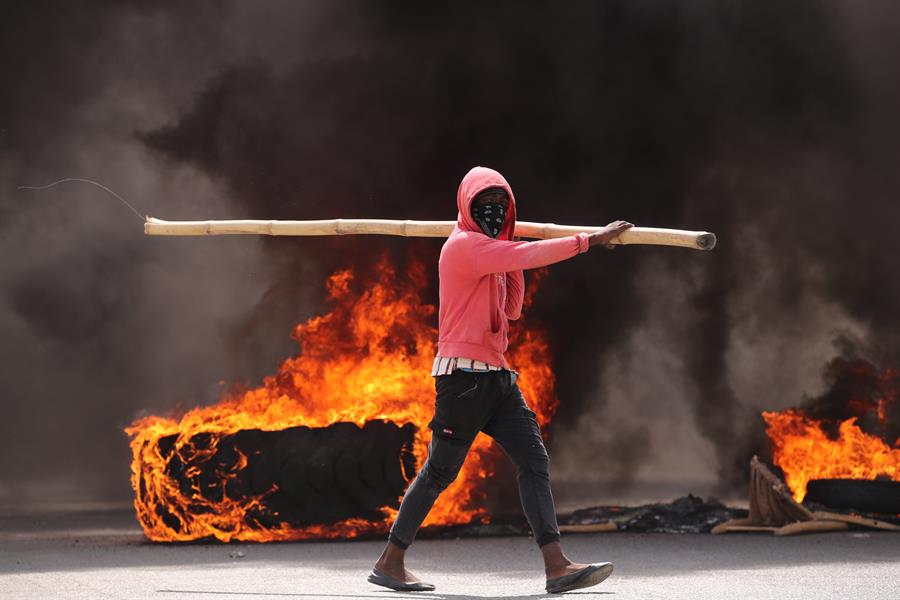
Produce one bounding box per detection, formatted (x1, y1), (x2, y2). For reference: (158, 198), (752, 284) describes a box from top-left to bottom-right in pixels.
(805, 479), (900, 515)
(268, 421), (418, 524)
(137, 420), (417, 541)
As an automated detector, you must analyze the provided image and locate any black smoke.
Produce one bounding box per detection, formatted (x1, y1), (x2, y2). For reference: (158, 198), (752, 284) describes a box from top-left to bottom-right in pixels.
(3, 1), (900, 505)
(801, 352), (900, 446)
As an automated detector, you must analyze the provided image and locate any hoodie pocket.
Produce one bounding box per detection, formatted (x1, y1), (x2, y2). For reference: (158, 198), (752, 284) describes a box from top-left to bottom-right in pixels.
(482, 321), (507, 354)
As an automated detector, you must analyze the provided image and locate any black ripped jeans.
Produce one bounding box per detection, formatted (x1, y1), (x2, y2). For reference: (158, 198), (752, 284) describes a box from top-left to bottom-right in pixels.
(388, 369), (561, 548)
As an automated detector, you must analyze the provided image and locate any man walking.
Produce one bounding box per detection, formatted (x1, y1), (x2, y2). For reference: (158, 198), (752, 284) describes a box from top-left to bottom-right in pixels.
(368, 166), (632, 593)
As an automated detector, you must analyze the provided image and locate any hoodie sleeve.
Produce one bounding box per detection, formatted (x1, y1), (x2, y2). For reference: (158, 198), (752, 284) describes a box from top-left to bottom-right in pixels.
(505, 270), (524, 320)
(459, 232), (590, 276)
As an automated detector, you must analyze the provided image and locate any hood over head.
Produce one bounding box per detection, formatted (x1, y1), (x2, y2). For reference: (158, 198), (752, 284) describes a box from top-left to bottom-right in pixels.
(456, 166), (517, 240)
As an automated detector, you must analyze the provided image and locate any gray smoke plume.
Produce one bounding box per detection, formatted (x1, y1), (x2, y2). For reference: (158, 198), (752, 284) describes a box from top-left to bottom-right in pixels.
(2, 1), (899, 508)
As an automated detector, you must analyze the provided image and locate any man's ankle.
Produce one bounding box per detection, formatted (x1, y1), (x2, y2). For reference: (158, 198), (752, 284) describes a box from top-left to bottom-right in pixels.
(377, 540), (407, 567)
(540, 542), (572, 572)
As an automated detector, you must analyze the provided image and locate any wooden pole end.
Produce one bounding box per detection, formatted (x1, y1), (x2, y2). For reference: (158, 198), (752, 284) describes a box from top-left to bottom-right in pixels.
(696, 232), (717, 250)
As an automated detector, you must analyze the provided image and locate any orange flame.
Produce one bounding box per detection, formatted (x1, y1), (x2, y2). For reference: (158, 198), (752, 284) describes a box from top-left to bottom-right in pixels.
(125, 258), (557, 541)
(763, 409), (900, 502)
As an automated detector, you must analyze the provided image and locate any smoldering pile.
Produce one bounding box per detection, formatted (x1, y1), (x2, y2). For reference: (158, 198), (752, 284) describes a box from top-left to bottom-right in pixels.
(415, 495), (747, 540)
(560, 495), (746, 534)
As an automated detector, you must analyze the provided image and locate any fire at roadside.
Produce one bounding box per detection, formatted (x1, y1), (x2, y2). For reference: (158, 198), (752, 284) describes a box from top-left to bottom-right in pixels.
(764, 357), (900, 503)
(125, 258), (557, 542)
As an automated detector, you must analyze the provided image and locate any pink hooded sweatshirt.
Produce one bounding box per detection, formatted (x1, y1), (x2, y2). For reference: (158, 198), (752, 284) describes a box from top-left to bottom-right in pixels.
(436, 167), (591, 368)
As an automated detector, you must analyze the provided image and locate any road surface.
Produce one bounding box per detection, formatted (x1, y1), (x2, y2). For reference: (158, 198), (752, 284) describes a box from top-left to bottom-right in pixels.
(1, 508), (898, 600)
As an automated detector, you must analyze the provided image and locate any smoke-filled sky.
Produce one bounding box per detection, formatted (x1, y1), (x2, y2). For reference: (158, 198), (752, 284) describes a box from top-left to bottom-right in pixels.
(2, 1), (899, 507)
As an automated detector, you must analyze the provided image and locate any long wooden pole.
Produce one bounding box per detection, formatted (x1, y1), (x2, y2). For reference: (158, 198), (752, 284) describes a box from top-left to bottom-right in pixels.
(144, 217), (716, 250)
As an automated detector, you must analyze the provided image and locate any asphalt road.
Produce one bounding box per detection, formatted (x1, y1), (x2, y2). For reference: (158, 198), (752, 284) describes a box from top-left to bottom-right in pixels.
(2, 509), (898, 600)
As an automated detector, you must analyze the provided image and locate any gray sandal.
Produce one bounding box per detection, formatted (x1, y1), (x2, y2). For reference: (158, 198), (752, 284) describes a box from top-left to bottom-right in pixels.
(367, 567), (436, 592)
(545, 562), (614, 593)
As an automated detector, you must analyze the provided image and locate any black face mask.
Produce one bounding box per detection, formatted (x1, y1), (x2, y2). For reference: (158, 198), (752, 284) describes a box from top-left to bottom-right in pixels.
(471, 197), (507, 238)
